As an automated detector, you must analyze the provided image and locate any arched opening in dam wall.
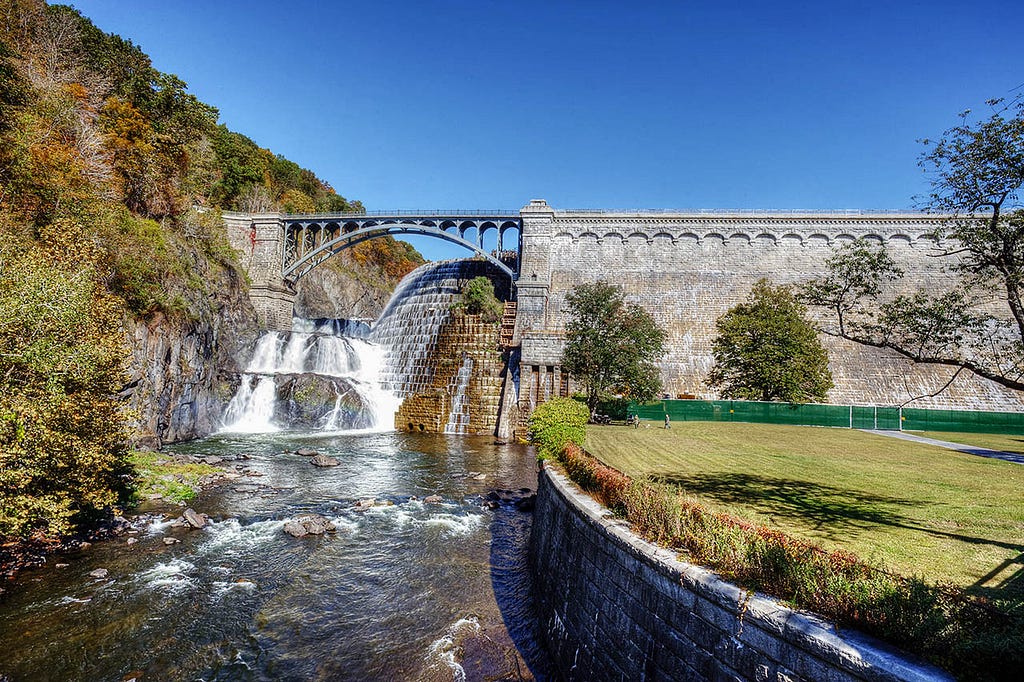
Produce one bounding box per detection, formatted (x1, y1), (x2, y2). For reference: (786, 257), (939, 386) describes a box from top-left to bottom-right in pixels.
(529, 465), (951, 682)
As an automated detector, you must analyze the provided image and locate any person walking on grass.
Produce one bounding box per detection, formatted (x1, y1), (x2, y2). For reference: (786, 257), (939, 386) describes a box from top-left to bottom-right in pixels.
(664, 414), (671, 429)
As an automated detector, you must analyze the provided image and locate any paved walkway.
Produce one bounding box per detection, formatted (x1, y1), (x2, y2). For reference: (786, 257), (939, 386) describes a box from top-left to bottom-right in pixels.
(862, 429), (1024, 465)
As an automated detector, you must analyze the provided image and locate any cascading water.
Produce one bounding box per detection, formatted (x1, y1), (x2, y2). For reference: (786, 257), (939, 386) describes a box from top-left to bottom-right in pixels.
(222, 260), (486, 433)
(221, 319), (398, 433)
(444, 355), (474, 434)
(370, 260), (476, 397)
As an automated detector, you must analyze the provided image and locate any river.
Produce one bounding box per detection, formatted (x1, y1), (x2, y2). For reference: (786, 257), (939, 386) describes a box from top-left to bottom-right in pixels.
(0, 431), (550, 681)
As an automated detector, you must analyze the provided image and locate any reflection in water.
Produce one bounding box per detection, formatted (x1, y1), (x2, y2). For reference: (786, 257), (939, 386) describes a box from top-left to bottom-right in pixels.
(0, 432), (549, 681)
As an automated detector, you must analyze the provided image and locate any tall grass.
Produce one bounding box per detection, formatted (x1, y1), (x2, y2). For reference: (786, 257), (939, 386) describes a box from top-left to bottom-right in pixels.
(553, 443), (1021, 680)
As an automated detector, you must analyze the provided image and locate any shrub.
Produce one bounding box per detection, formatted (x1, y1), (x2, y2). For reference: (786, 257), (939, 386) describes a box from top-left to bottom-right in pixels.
(527, 397), (589, 460)
(462, 276), (503, 323)
(0, 240), (133, 539)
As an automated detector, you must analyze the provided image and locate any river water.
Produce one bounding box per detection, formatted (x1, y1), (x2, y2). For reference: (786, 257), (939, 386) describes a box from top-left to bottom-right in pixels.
(1, 261), (551, 680)
(0, 431), (549, 681)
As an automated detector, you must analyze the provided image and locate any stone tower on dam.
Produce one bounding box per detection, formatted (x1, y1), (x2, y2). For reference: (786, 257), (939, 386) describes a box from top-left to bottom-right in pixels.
(514, 200), (1024, 413)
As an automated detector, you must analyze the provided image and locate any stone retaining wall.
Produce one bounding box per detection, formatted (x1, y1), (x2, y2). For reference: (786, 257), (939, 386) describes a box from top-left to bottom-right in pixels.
(529, 465), (951, 682)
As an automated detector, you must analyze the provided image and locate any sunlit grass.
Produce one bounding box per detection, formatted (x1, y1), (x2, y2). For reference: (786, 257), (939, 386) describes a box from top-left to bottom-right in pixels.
(585, 422), (1024, 601)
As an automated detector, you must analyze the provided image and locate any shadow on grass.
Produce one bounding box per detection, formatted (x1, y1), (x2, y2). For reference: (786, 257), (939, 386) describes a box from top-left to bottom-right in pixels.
(656, 471), (1024, 557)
(657, 472), (1024, 603)
(655, 472), (919, 541)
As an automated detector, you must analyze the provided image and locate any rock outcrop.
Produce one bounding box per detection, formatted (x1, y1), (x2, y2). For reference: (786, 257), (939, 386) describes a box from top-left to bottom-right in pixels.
(126, 261), (259, 447)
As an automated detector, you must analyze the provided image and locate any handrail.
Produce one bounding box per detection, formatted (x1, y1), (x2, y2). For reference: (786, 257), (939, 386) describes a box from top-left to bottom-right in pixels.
(283, 210), (521, 219)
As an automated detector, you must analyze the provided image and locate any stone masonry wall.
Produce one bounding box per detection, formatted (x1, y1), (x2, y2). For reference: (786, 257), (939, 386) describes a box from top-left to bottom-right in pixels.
(515, 203), (1024, 411)
(223, 211), (295, 330)
(530, 465), (951, 682)
(396, 311), (507, 434)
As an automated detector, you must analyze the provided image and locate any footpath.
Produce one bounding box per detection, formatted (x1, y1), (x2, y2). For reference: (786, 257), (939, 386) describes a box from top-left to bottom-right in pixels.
(863, 429), (1024, 465)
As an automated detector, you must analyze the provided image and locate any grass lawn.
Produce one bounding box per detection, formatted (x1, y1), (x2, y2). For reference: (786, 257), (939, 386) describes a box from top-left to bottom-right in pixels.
(584, 422), (1024, 603)
(911, 430), (1024, 455)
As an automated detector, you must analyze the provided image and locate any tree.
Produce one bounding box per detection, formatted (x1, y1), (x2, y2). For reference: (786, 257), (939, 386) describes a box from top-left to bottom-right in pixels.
(708, 279), (833, 402)
(561, 281), (666, 414)
(800, 238), (903, 337)
(0, 236), (133, 539)
(802, 99), (1024, 391)
(920, 98), (1024, 336)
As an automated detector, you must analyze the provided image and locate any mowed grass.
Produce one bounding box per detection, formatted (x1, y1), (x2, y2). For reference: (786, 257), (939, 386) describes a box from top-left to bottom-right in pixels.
(912, 430), (1024, 455)
(585, 422), (1024, 601)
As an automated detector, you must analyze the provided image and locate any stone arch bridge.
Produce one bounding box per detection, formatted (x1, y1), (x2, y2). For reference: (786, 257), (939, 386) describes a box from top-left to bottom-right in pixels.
(224, 210), (522, 328)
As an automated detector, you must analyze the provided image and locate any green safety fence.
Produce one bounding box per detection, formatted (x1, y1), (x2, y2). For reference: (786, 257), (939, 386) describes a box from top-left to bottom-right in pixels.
(628, 400), (1024, 435)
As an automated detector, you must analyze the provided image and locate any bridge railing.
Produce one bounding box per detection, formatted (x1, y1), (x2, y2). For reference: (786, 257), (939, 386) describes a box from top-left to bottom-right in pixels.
(283, 210), (521, 219)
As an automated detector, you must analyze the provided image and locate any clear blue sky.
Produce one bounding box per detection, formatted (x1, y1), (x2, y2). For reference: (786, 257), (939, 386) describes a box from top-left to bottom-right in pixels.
(69, 0), (1023, 259)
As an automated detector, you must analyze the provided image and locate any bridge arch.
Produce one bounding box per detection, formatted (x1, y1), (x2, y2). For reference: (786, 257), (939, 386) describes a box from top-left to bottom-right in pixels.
(282, 220), (520, 283)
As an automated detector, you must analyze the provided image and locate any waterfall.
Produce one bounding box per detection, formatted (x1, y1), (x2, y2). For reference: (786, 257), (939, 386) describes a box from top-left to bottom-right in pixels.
(444, 356), (474, 434)
(370, 261), (477, 398)
(222, 260), (490, 434)
(221, 320), (399, 433)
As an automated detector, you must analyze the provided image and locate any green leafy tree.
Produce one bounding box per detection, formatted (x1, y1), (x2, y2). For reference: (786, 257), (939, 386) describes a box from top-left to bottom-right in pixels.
(561, 281), (666, 414)
(800, 238), (903, 336)
(462, 276), (503, 323)
(803, 99), (1024, 391)
(708, 279), (833, 402)
(920, 98), (1024, 335)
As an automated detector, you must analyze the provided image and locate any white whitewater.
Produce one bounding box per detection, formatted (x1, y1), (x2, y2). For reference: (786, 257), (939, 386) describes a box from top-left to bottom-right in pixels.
(371, 261), (473, 397)
(222, 261), (478, 434)
(444, 356), (473, 435)
(221, 320), (399, 433)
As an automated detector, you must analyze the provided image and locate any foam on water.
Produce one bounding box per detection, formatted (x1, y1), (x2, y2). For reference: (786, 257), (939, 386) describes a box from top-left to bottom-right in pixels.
(136, 559), (198, 591)
(424, 616), (482, 682)
(414, 512), (483, 536)
(199, 518), (286, 555)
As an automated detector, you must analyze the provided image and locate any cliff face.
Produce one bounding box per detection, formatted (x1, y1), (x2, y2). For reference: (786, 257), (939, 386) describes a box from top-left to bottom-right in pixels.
(293, 243), (425, 322)
(126, 260), (259, 447)
(293, 261), (395, 321)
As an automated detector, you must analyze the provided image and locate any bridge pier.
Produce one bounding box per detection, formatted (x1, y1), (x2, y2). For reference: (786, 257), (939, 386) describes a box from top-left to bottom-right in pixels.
(223, 212), (295, 330)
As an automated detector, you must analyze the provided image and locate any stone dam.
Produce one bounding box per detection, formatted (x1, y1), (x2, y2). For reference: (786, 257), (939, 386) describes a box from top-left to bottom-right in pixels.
(224, 200), (1024, 433)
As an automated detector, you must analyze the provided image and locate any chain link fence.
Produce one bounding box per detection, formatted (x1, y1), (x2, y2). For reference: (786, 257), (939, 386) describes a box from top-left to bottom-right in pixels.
(628, 400), (1024, 434)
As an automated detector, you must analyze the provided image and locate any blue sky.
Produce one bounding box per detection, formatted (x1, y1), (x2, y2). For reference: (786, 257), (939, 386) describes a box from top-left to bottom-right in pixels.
(69, 0), (1023, 259)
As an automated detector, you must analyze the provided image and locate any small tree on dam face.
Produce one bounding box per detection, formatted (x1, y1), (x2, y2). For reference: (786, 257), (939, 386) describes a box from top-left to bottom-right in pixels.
(561, 281), (666, 415)
(460, 276), (503, 323)
(707, 279), (833, 403)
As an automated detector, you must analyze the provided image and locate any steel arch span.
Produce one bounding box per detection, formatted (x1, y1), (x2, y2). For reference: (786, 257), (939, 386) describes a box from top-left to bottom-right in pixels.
(281, 215), (521, 283)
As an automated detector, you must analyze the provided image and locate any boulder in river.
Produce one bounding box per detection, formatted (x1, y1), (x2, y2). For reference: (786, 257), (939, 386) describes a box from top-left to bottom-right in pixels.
(274, 374), (374, 429)
(295, 448), (319, 457)
(423, 495), (443, 504)
(283, 514), (336, 537)
(310, 454), (340, 467)
(89, 568), (108, 579)
(182, 508), (207, 529)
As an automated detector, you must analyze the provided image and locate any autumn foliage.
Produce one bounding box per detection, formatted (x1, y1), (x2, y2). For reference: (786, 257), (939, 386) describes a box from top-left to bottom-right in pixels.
(0, 0), (384, 543)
